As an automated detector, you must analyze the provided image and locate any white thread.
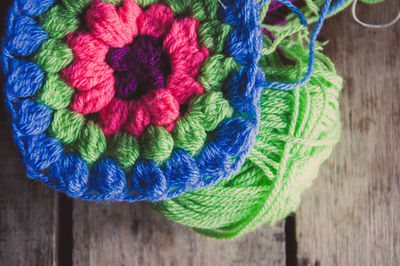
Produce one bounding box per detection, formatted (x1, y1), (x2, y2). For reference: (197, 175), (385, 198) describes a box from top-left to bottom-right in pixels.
(352, 0), (400, 28)
(218, 0), (227, 9)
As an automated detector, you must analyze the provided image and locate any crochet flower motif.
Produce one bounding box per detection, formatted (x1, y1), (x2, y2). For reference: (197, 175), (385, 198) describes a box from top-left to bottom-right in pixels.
(3, 0), (261, 202)
(62, 0), (209, 137)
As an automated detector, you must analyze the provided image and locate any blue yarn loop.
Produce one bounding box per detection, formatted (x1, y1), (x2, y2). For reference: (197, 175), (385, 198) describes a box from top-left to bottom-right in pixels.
(261, 0), (347, 90)
(259, 0), (308, 27)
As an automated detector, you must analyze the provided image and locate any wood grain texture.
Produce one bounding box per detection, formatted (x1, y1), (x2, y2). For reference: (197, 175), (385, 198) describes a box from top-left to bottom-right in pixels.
(1, 1), (399, 265)
(296, 2), (400, 266)
(72, 201), (285, 266)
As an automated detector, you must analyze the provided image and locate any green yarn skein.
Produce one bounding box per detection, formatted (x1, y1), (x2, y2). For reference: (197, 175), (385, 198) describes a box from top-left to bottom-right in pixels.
(155, 39), (343, 239)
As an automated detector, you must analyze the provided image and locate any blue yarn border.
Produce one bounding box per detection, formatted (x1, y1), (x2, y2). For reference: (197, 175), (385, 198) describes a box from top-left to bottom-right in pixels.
(1, 0), (265, 202)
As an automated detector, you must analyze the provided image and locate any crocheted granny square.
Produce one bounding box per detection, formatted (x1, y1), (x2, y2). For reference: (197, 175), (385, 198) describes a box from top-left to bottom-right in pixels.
(2, 0), (347, 238)
(2, 0), (266, 201)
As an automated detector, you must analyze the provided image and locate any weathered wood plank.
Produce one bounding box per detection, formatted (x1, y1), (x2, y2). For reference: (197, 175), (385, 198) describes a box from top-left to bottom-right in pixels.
(73, 201), (285, 266)
(296, 2), (400, 265)
(0, 1), (59, 265)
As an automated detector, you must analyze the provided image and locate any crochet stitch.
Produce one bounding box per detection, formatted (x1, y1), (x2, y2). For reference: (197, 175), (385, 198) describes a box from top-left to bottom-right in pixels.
(2, 0), (265, 202)
(2, 0), (348, 237)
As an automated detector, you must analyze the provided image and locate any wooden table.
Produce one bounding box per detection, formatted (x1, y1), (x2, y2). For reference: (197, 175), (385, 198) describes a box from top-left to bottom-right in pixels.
(0, 1), (399, 265)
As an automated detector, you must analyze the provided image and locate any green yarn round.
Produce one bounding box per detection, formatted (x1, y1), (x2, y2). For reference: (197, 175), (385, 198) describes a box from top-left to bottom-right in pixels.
(199, 55), (239, 92)
(39, 6), (79, 39)
(37, 73), (74, 110)
(172, 117), (206, 156)
(108, 133), (140, 170)
(140, 126), (174, 164)
(198, 21), (232, 54)
(188, 91), (233, 131)
(75, 122), (107, 164)
(62, 0), (92, 13)
(50, 109), (84, 143)
(155, 39), (343, 239)
(34, 39), (74, 73)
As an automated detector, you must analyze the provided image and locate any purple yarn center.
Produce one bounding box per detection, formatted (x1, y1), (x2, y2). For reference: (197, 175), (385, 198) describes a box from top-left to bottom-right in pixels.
(106, 35), (171, 100)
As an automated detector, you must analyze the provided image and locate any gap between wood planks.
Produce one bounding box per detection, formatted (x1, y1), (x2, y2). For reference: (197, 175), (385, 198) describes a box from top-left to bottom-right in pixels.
(55, 197), (298, 266)
(285, 216), (298, 266)
(57, 195), (73, 266)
